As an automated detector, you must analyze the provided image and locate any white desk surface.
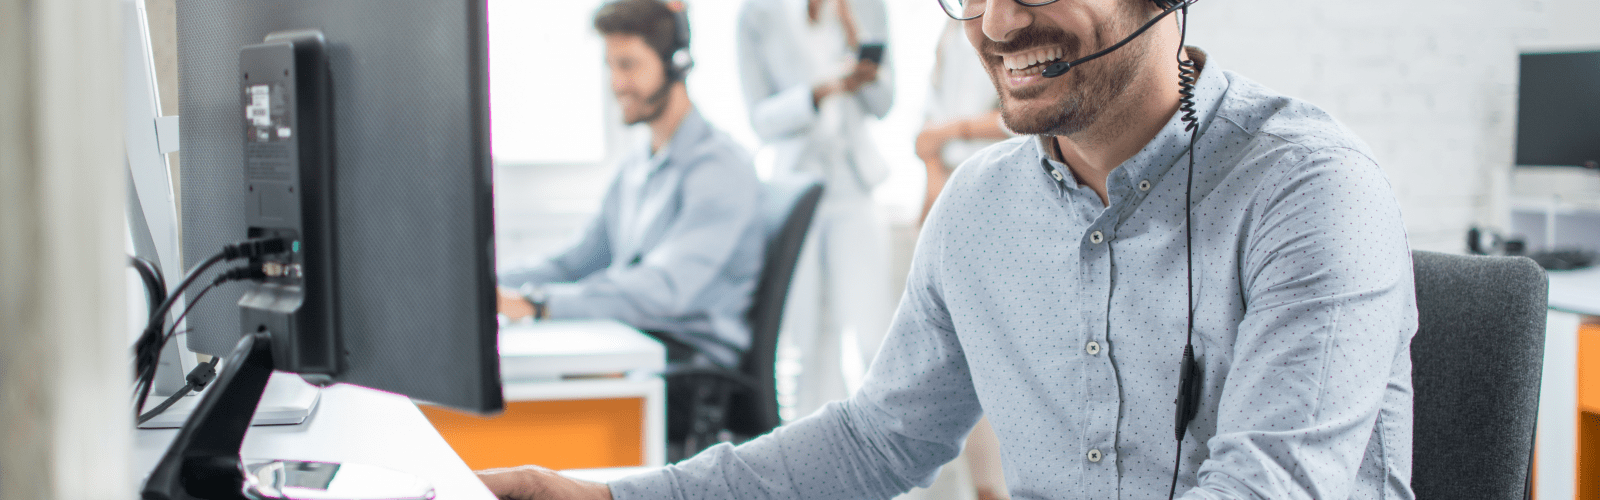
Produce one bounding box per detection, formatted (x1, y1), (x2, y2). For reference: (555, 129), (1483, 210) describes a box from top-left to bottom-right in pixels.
(133, 383), (495, 500)
(1547, 265), (1600, 316)
(500, 319), (666, 382)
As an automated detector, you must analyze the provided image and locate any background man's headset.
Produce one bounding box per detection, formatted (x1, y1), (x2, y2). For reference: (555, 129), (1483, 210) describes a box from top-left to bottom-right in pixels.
(1031, 0), (1202, 497)
(663, 1), (694, 83)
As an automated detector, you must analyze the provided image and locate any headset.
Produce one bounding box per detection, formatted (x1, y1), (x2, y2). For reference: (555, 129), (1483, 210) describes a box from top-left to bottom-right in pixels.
(1035, 0), (1202, 498)
(662, 1), (694, 83)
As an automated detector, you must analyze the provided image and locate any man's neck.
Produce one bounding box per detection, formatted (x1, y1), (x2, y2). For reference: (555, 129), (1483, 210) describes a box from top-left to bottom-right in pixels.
(648, 84), (692, 155)
(1052, 47), (1192, 207)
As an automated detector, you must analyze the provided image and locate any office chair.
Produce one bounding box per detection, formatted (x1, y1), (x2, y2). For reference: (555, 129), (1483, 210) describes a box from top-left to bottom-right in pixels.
(1409, 250), (1547, 500)
(666, 174), (824, 460)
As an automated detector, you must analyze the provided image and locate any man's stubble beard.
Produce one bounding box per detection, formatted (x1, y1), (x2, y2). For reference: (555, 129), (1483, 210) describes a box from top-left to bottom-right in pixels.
(983, 9), (1152, 137)
(624, 75), (676, 126)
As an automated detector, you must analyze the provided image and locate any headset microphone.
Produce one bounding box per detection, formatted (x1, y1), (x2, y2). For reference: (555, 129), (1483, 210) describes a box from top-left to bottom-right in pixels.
(1041, 0), (1193, 78)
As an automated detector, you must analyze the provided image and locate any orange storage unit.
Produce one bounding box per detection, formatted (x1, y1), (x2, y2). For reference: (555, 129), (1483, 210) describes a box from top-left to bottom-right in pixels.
(1579, 324), (1600, 500)
(421, 398), (648, 471)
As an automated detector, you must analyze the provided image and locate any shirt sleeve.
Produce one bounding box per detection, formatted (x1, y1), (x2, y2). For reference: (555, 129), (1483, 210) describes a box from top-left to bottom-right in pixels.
(737, 1), (817, 143)
(1181, 147), (1417, 500)
(607, 196), (984, 500)
(497, 180), (619, 288)
(541, 153), (761, 326)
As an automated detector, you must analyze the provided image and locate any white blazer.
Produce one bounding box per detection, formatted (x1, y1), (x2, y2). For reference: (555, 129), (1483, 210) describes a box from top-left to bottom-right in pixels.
(736, 0), (895, 197)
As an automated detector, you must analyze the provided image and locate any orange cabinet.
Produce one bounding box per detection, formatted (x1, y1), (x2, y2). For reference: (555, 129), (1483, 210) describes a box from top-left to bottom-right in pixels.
(1579, 324), (1600, 500)
(422, 398), (647, 471)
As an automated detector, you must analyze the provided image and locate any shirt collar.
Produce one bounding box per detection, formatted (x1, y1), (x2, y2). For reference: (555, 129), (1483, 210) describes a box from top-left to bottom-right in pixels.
(1034, 47), (1225, 203)
(644, 107), (711, 174)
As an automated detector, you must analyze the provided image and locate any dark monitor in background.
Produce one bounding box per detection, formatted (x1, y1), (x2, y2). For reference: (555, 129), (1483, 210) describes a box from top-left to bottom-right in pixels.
(148, 0), (502, 498)
(1515, 50), (1600, 169)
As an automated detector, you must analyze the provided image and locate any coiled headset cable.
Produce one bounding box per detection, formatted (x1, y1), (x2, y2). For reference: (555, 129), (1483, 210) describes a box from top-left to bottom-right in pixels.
(1168, 4), (1203, 500)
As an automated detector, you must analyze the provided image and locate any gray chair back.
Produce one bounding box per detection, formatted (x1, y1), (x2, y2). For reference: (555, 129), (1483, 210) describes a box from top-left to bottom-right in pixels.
(1410, 250), (1547, 499)
(725, 175), (823, 436)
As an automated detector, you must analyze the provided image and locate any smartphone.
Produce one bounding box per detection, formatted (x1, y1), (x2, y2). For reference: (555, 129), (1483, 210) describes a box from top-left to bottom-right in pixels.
(858, 43), (885, 64)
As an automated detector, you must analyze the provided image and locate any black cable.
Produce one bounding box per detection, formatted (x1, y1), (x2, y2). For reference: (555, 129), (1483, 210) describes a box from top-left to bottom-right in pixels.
(132, 262), (270, 420)
(128, 256), (168, 320)
(1170, 6), (1199, 500)
(137, 356), (221, 425)
(133, 279), (222, 420)
(131, 238), (287, 405)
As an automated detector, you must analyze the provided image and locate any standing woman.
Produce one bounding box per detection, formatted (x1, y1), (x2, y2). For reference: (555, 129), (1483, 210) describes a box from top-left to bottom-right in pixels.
(736, 0), (895, 418)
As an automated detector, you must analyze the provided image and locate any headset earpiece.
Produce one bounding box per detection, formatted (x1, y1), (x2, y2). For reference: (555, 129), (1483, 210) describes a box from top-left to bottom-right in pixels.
(664, 1), (693, 82)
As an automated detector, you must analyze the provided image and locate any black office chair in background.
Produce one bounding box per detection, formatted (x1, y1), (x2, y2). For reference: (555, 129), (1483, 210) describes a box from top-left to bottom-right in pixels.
(1409, 251), (1547, 500)
(666, 175), (824, 460)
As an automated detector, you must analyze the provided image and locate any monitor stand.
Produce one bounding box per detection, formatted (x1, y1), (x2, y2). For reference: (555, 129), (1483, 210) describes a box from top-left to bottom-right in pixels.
(141, 332), (433, 500)
(137, 371), (321, 429)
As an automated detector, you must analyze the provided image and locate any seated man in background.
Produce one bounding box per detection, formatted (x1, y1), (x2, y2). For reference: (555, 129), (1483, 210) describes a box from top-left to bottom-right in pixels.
(497, 0), (764, 440)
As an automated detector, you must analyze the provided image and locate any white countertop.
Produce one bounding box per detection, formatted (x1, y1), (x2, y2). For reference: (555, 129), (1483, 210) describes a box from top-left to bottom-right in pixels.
(134, 383), (495, 500)
(1547, 265), (1600, 316)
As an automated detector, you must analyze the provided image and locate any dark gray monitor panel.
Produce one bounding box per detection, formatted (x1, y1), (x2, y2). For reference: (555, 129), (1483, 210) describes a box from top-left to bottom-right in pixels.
(177, 0), (501, 412)
(1515, 51), (1600, 168)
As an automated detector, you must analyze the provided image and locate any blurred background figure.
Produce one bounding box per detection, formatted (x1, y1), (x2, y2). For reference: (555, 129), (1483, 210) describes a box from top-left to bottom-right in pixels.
(736, 0), (895, 419)
(916, 18), (1009, 224)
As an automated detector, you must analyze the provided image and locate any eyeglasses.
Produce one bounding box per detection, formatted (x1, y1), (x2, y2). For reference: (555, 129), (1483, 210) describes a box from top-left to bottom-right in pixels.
(937, 0), (1062, 21)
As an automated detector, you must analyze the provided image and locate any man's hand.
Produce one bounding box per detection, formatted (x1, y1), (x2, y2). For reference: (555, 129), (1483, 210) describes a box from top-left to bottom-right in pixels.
(476, 465), (612, 500)
(840, 60), (880, 92)
(497, 287), (534, 321)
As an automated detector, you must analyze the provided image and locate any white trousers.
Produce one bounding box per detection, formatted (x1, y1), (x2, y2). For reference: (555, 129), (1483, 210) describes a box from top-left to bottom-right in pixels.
(777, 190), (893, 420)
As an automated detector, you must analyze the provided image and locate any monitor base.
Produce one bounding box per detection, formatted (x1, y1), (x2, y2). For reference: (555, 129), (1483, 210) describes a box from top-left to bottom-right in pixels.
(242, 460), (435, 500)
(138, 371), (321, 429)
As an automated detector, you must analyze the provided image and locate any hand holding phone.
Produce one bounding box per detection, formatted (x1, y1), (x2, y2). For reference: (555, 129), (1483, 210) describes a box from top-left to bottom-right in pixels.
(857, 43), (885, 64)
(842, 43), (884, 92)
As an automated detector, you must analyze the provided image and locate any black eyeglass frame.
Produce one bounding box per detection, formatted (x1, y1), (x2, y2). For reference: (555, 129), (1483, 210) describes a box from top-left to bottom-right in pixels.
(938, 0), (1062, 21)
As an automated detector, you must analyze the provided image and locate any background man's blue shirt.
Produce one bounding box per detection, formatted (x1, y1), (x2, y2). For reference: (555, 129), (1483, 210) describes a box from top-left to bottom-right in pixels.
(610, 52), (1418, 499)
(499, 109), (764, 368)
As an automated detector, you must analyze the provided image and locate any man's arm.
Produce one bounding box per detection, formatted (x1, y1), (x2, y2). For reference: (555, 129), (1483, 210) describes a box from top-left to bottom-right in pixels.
(539, 153), (759, 329)
(1182, 148), (1417, 499)
(846, 0), (893, 119)
(601, 198), (984, 500)
(736, 1), (817, 143)
(499, 180), (620, 289)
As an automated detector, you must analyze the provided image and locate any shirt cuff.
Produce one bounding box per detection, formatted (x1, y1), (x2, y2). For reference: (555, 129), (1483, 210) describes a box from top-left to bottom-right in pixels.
(605, 467), (678, 500)
(541, 282), (589, 320)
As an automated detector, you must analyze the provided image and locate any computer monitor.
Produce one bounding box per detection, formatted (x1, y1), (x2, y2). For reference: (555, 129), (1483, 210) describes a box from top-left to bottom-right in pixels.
(147, 0), (502, 498)
(1515, 50), (1600, 169)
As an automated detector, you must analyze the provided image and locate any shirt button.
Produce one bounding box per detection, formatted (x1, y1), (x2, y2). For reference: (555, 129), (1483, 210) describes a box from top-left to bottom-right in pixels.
(1086, 341), (1101, 355)
(1089, 231), (1104, 244)
(1138, 180), (1152, 191)
(1087, 449), (1103, 462)
(1051, 170), (1064, 182)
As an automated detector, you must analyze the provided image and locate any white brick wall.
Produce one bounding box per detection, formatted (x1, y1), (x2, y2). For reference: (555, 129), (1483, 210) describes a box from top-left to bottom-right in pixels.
(1186, 0), (1600, 252)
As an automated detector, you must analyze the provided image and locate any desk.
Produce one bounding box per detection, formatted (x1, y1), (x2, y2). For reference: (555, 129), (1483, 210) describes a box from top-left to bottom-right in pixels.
(133, 383), (495, 500)
(1538, 266), (1600, 500)
(421, 320), (667, 470)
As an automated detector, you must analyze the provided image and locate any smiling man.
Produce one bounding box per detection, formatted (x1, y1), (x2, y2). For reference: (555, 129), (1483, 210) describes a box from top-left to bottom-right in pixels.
(478, 0), (1417, 498)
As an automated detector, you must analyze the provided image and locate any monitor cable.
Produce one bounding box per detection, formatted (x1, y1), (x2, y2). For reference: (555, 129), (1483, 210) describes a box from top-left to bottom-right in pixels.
(133, 264), (266, 422)
(131, 238), (284, 421)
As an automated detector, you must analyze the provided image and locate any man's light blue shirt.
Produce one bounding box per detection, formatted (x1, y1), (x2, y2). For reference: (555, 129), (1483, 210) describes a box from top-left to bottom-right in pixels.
(609, 51), (1417, 499)
(499, 109), (764, 368)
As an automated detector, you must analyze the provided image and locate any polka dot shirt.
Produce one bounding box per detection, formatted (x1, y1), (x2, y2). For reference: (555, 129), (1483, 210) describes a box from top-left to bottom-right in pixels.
(611, 50), (1419, 500)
